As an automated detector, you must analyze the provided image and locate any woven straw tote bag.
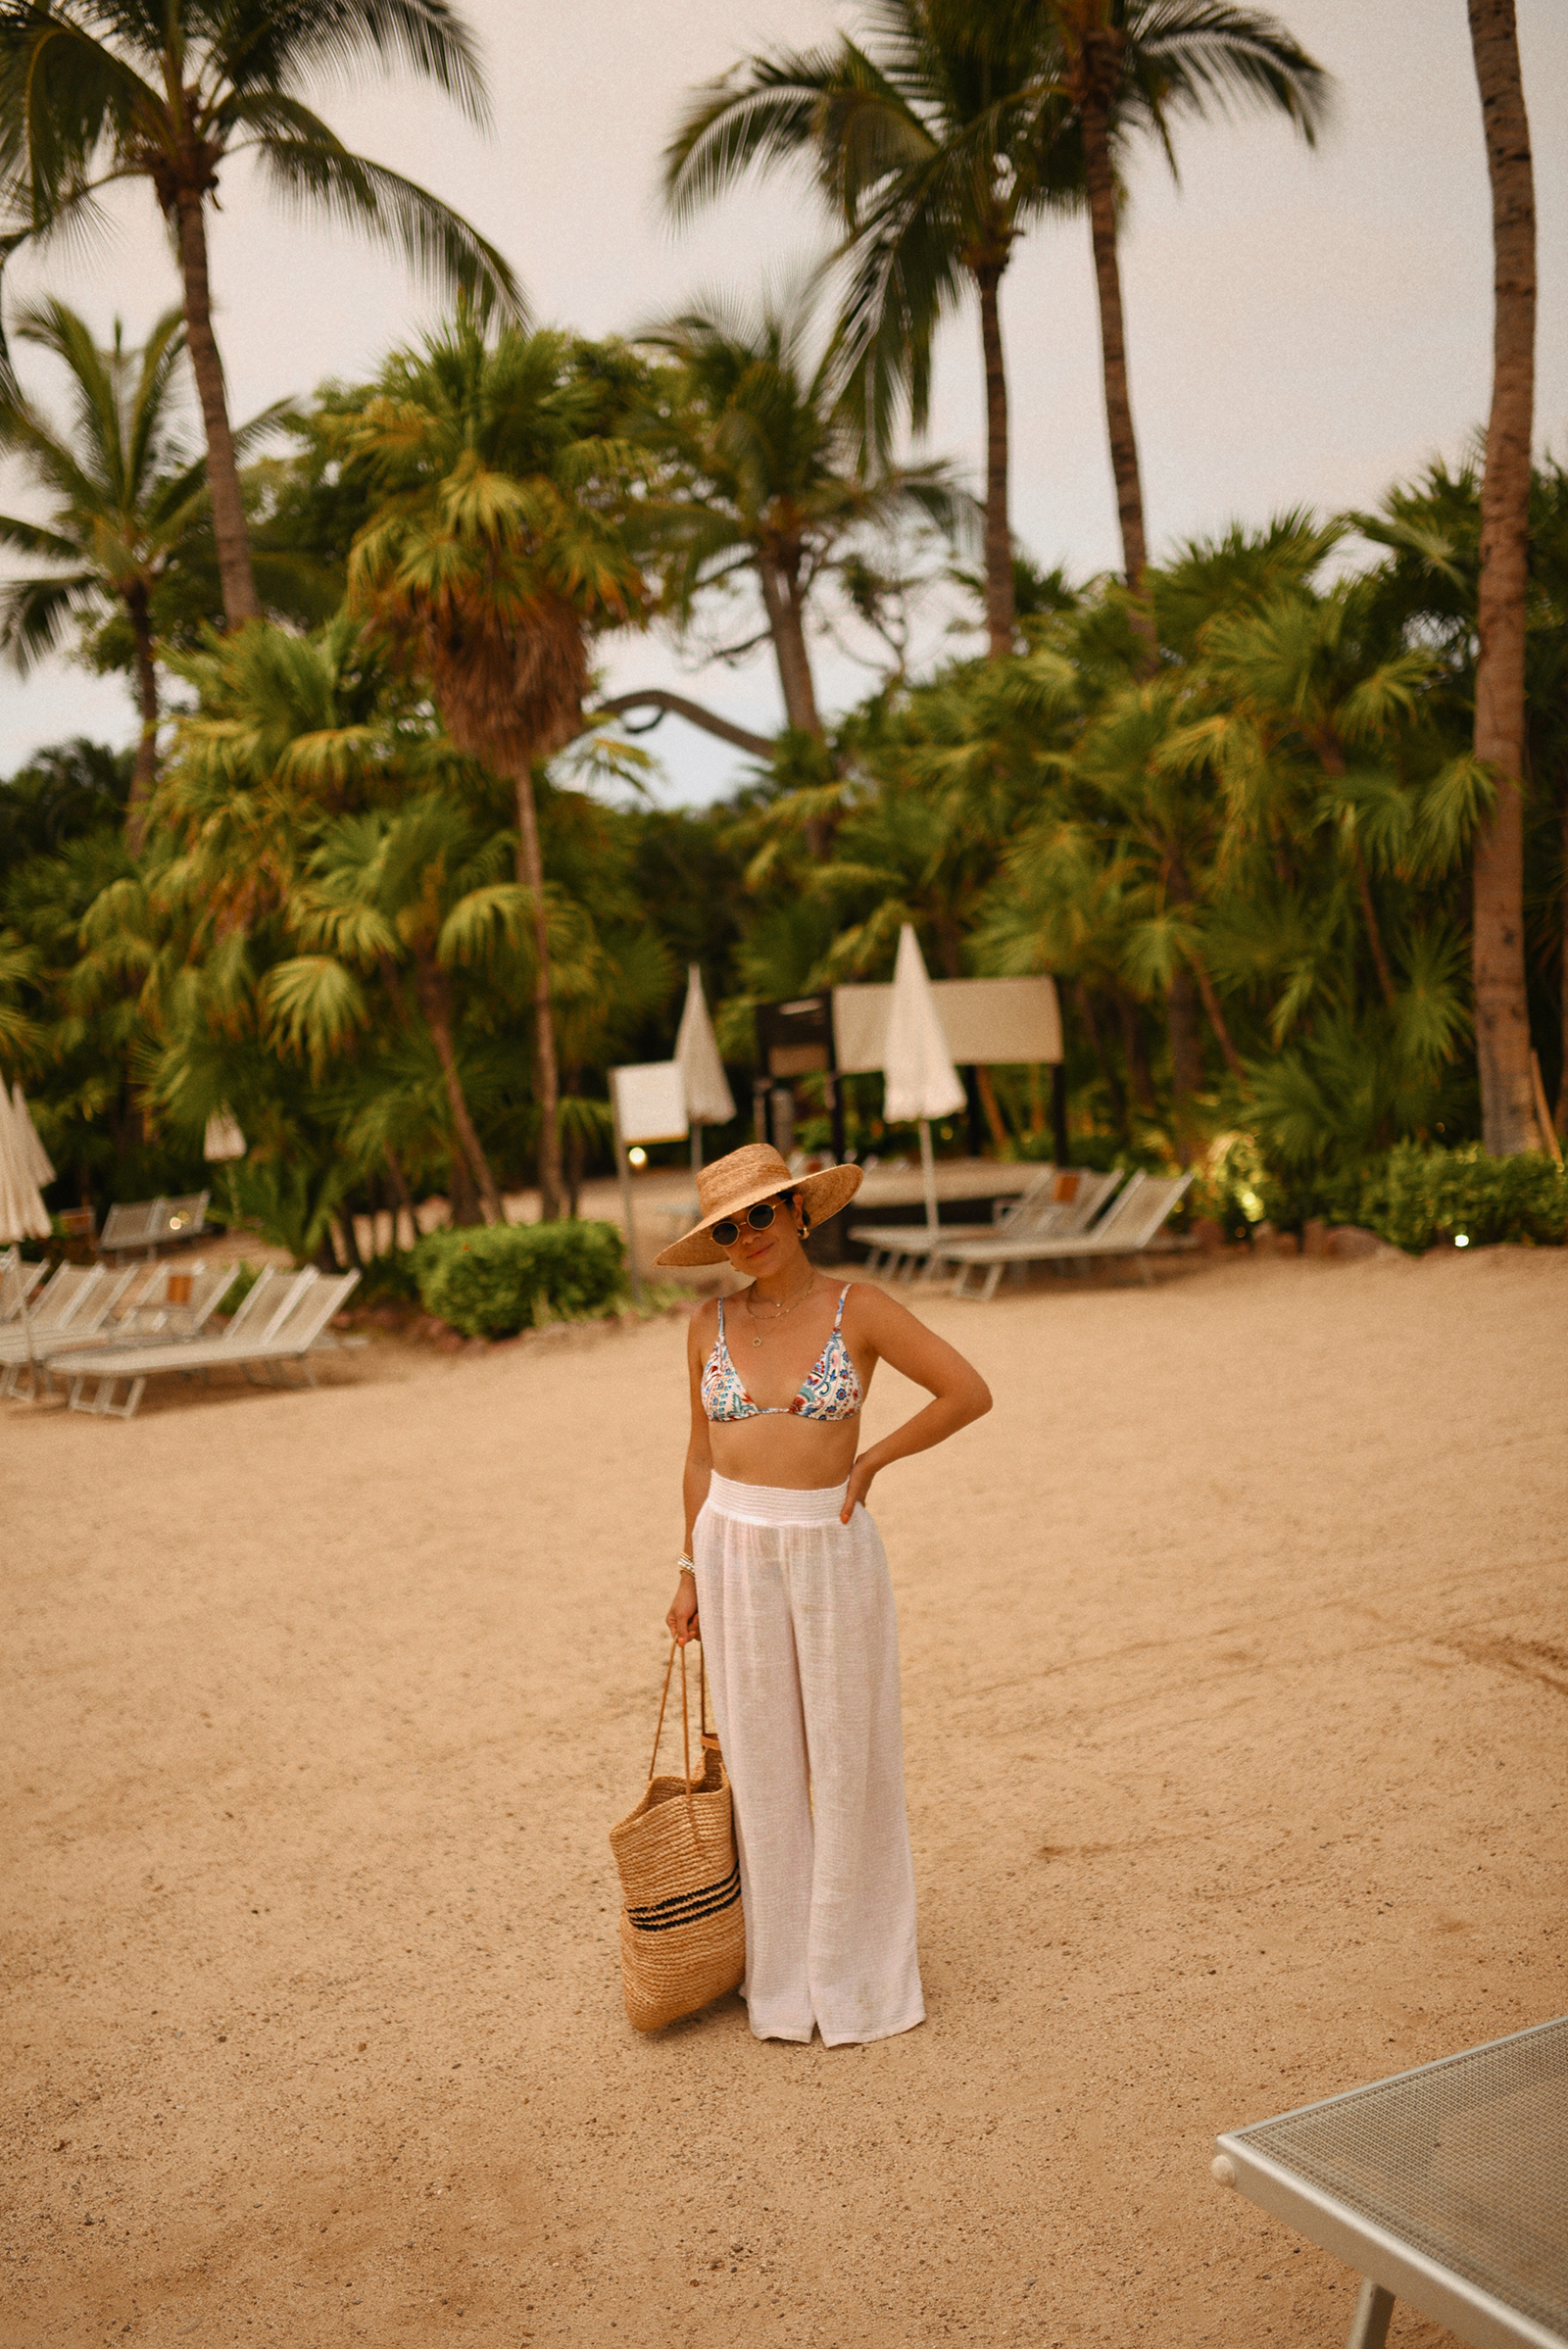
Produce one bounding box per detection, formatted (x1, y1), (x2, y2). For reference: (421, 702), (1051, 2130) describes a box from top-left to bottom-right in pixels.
(609, 1641), (745, 2031)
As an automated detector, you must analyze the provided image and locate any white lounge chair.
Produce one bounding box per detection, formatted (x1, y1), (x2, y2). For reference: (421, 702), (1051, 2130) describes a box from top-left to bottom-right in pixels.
(0, 1262), (138, 1391)
(0, 1248), (47, 1322)
(24, 1259), (242, 1380)
(854, 1167), (1125, 1283)
(60, 1269), (359, 1418)
(936, 1171), (1196, 1300)
(98, 1192), (209, 1258)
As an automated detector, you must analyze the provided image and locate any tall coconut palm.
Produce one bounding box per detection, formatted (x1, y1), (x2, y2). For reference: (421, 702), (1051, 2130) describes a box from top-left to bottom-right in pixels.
(1465, 0), (1538, 1154)
(1047, 2), (1328, 608)
(339, 315), (647, 1221)
(642, 287), (966, 741)
(0, 296), (284, 836)
(0, 0), (521, 632)
(664, 2), (1081, 661)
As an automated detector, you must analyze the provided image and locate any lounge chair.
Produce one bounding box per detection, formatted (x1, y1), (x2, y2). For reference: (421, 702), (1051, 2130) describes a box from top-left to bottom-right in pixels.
(98, 1192), (209, 1259)
(60, 1268), (359, 1418)
(935, 1171), (1195, 1300)
(853, 1169), (1125, 1283)
(22, 1260), (243, 1384)
(0, 1262), (138, 1388)
(0, 1248), (46, 1322)
(1213, 2014), (1567, 2349)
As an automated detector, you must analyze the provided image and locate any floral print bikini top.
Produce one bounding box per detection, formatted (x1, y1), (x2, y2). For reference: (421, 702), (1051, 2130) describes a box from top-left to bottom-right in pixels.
(703, 1283), (863, 1423)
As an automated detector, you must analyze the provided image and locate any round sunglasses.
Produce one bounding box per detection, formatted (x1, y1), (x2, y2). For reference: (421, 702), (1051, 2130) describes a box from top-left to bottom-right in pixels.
(710, 1198), (790, 1247)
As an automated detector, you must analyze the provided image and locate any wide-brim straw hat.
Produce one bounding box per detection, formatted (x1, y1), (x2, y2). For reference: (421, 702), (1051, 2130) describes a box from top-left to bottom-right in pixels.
(654, 1143), (863, 1268)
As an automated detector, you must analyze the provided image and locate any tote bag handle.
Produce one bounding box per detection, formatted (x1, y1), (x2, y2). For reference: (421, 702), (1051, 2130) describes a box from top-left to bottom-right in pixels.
(648, 1639), (700, 1792)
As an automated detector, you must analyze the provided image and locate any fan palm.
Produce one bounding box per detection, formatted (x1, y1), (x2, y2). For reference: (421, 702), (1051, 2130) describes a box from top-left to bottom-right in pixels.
(0, 0), (521, 631)
(641, 286), (967, 740)
(1044, 2), (1328, 607)
(0, 296), (284, 836)
(338, 314), (647, 1220)
(664, 1), (1082, 661)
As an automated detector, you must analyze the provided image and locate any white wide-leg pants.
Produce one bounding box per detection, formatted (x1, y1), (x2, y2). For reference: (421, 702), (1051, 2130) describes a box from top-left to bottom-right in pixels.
(693, 1472), (925, 2047)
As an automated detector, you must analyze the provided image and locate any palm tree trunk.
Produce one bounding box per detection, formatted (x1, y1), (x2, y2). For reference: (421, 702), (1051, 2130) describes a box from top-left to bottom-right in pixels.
(1076, 980), (1130, 1141)
(1351, 837), (1398, 1006)
(124, 581), (159, 849)
(512, 763), (564, 1221)
(1186, 955), (1247, 1083)
(413, 954), (504, 1225)
(172, 189), (259, 630)
(1556, 792), (1568, 1139)
(757, 554), (823, 735)
(1081, 94), (1154, 646)
(1467, 0), (1538, 1155)
(975, 262), (1015, 661)
(1166, 967), (1205, 1167)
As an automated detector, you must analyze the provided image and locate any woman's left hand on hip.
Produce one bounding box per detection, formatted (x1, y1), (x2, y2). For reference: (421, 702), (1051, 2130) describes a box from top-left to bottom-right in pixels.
(841, 1455), (878, 1523)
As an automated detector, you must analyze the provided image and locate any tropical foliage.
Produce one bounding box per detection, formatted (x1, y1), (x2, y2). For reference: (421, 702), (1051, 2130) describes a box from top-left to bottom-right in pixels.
(0, 5), (1562, 1271)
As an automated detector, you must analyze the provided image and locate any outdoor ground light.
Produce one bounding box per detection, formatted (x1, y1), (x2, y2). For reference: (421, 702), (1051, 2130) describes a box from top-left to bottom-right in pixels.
(628, 1146), (647, 1167)
(1455, 1232), (1470, 1247)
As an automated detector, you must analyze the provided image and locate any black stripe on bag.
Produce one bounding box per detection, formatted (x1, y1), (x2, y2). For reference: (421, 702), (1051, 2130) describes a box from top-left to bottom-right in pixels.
(626, 1865), (741, 1933)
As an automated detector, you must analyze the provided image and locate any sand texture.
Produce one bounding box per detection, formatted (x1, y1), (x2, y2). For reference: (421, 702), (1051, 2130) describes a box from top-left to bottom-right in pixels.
(3, 1248), (1565, 2348)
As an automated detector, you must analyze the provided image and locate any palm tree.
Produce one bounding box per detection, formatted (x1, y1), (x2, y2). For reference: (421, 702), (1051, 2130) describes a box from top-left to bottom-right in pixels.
(0, 296), (283, 837)
(339, 315), (647, 1221)
(1465, 0), (1539, 1154)
(150, 612), (520, 1225)
(664, 2), (1081, 661)
(639, 287), (965, 741)
(0, 0), (521, 632)
(1046, 4), (1327, 609)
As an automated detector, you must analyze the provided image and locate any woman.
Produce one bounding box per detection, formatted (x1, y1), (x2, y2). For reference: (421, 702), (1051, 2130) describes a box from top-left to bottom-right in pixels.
(656, 1143), (991, 2046)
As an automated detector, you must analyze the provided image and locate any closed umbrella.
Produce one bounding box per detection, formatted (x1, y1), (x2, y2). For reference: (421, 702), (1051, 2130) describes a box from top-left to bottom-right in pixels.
(203, 1107), (248, 1163)
(674, 963), (735, 1178)
(0, 1082), (53, 1397)
(10, 1084), (55, 1188)
(881, 923), (964, 1235)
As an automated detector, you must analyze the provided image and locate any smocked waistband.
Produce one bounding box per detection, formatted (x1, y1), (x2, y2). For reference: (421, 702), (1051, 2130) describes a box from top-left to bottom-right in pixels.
(703, 1472), (852, 1528)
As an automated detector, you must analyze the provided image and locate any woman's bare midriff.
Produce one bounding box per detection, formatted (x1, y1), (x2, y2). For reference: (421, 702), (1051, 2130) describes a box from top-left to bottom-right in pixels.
(708, 1413), (862, 1491)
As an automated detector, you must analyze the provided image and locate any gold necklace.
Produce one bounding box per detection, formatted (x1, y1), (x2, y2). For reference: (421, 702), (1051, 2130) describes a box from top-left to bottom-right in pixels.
(744, 1272), (817, 1348)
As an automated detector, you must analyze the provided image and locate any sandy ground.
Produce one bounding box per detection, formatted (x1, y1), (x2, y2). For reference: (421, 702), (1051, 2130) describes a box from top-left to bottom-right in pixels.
(3, 1248), (1565, 2349)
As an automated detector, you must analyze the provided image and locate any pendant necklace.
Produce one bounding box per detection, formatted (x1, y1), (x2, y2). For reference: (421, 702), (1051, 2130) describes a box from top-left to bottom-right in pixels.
(745, 1272), (816, 1348)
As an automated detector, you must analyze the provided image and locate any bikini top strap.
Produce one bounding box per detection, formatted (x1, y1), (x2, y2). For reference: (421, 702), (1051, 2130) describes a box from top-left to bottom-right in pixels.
(833, 1282), (851, 1330)
(715, 1297), (726, 1347)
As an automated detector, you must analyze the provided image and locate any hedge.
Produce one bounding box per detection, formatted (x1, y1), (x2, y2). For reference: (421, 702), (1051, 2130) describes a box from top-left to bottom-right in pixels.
(1351, 1144), (1568, 1254)
(413, 1219), (626, 1339)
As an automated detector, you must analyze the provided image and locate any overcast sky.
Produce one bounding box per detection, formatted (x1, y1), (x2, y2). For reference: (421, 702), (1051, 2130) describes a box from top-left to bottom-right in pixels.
(2, 0), (1564, 802)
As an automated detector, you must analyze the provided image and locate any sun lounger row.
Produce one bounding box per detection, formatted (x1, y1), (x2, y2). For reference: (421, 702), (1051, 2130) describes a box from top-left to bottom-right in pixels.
(852, 1165), (1192, 1295)
(0, 1259), (254, 1394)
(852, 1166), (1127, 1282)
(934, 1170), (1195, 1299)
(55, 1267), (359, 1418)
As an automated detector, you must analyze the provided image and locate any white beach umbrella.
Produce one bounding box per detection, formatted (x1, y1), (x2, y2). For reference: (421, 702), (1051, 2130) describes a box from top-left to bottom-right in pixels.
(674, 963), (735, 1176)
(10, 1084), (55, 1187)
(0, 1083), (53, 1395)
(0, 1085), (51, 1245)
(881, 923), (964, 1233)
(203, 1106), (248, 1162)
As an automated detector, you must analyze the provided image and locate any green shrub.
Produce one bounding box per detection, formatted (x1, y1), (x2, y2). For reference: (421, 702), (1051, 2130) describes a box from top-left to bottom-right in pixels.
(219, 1259), (262, 1316)
(1354, 1144), (1568, 1254)
(1230, 1140), (1567, 1251)
(414, 1219), (626, 1339)
(353, 1248), (421, 1307)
